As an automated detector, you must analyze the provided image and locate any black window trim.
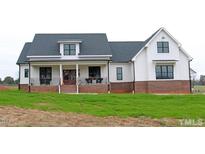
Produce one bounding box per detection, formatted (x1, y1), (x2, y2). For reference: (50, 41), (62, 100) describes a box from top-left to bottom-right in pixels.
(63, 44), (76, 56)
(88, 66), (101, 78)
(155, 65), (174, 79)
(157, 41), (169, 53)
(24, 68), (29, 78)
(116, 67), (123, 80)
(39, 67), (52, 85)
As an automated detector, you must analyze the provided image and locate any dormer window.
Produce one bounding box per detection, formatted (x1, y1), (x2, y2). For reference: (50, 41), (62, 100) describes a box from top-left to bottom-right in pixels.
(64, 44), (76, 55)
(157, 42), (169, 53)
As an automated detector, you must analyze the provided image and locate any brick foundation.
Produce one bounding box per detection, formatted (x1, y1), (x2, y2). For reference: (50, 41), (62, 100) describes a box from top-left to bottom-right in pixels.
(110, 82), (133, 93)
(79, 84), (108, 93)
(19, 84), (29, 92)
(135, 80), (190, 94)
(30, 86), (58, 93)
(19, 80), (190, 94)
(61, 85), (77, 93)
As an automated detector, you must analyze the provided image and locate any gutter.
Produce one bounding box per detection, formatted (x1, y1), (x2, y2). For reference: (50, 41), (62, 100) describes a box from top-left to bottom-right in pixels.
(132, 61), (135, 94)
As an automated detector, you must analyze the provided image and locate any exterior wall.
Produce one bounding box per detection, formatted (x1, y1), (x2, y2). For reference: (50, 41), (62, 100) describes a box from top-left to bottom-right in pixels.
(134, 30), (190, 81)
(79, 84), (108, 93)
(30, 86), (58, 93)
(147, 80), (190, 93)
(109, 63), (133, 82)
(19, 84), (29, 92)
(61, 85), (76, 93)
(135, 80), (190, 94)
(110, 82), (133, 93)
(20, 64), (29, 84)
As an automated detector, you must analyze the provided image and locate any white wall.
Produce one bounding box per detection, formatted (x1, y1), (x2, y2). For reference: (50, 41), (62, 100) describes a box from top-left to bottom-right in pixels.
(134, 30), (190, 81)
(20, 64), (29, 84)
(109, 63), (133, 82)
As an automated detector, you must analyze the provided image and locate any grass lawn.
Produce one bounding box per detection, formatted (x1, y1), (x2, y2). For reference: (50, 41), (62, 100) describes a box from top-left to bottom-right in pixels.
(0, 89), (205, 119)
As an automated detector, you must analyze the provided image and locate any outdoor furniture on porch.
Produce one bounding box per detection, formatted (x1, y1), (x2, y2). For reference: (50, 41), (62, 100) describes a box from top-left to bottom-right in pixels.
(96, 78), (103, 83)
(85, 78), (92, 84)
(85, 78), (103, 84)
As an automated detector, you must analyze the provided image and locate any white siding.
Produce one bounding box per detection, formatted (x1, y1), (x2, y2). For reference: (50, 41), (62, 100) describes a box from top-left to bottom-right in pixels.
(109, 63), (133, 82)
(20, 64), (29, 84)
(134, 49), (148, 81)
(134, 30), (190, 81)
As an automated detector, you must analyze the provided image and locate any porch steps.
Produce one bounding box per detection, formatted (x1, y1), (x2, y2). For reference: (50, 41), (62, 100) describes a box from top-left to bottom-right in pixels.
(60, 85), (77, 93)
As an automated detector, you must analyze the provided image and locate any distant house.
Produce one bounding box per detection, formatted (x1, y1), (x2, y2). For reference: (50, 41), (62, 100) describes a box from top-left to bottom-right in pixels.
(17, 28), (193, 93)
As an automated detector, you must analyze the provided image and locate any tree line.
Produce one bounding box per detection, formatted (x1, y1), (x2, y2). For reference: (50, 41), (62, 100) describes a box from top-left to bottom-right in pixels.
(0, 76), (19, 85)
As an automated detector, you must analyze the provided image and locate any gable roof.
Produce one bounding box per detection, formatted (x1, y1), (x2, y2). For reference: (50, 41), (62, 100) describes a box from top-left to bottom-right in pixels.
(109, 42), (144, 62)
(16, 42), (31, 64)
(17, 28), (192, 64)
(28, 33), (112, 56)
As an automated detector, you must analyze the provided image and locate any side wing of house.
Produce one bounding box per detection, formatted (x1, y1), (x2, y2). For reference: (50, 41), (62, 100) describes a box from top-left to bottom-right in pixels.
(133, 28), (192, 93)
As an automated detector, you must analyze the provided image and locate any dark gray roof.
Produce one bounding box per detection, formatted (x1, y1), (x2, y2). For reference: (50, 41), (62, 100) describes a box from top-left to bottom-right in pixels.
(17, 29), (162, 64)
(28, 33), (112, 56)
(109, 42), (145, 62)
(109, 28), (161, 62)
(16, 42), (31, 64)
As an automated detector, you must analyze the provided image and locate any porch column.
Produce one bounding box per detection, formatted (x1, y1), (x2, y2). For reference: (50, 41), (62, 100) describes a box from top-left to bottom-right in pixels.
(59, 64), (63, 85)
(76, 64), (79, 94)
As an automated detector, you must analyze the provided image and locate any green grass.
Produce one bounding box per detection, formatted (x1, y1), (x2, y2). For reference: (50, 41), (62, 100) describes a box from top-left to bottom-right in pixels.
(0, 89), (205, 119)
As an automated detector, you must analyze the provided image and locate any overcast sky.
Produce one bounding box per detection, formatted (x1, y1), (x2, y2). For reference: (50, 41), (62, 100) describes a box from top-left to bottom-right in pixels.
(0, 0), (204, 79)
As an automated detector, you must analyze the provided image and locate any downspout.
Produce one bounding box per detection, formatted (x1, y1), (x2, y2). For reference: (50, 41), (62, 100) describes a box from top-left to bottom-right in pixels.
(107, 60), (110, 93)
(188, 59), (193, 93)
(18, 64), (20, 90)
(132, 61), (135, 94)
(29, 62), (31, 92)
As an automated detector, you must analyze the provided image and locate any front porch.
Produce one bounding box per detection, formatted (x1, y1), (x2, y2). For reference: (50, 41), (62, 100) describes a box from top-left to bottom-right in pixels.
(29, 61), (109, 93)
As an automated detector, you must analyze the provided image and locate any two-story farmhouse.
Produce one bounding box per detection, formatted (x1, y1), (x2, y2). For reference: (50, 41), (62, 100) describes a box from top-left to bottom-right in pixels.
(17, 28), (193, 93)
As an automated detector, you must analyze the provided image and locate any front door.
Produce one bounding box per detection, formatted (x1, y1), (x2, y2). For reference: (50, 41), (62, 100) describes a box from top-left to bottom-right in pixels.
(63, 70), (76, 85)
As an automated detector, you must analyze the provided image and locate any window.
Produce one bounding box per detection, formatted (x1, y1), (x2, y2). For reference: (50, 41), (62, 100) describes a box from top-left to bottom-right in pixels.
(89, 66), (101, 78)
(64, 44), (76, 55)
(157, 42), (169, 53)
(39, 67), (52, 85)
(24, 69), (29, 78)
(156, 65), (174, 79)
(116, 67), (123, 80)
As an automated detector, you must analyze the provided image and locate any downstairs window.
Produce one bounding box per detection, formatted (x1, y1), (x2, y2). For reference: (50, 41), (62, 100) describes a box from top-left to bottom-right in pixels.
(156, 65), (174, 79)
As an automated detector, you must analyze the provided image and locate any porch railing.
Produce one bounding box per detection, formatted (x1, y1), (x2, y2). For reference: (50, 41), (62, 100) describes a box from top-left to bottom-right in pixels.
(30, 77), (108, 86)
(30, 77), (60, 86)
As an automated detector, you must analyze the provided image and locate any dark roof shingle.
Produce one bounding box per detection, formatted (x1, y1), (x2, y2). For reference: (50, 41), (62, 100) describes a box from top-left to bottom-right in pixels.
(16, 42), (31, 64)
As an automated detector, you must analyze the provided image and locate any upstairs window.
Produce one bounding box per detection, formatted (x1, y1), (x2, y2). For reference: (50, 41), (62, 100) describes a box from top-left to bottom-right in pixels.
(157, 42), (169, 53)
(156, 65), (174, 79)
(64, 44), (76, 55)
(116, 67), (123, 80)
(24, 69), (29, 78)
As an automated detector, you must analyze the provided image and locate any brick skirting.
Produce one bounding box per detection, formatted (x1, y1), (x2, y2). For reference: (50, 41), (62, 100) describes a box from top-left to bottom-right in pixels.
(19, 80), (190, 94)
(61, 85), (77, 93)
(135, 80), (191, 94)
(110, 82), (133, 93)
(19, 84), (29, 92)
(30, 86), (58, 93)
(79, 84), (108, 93)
